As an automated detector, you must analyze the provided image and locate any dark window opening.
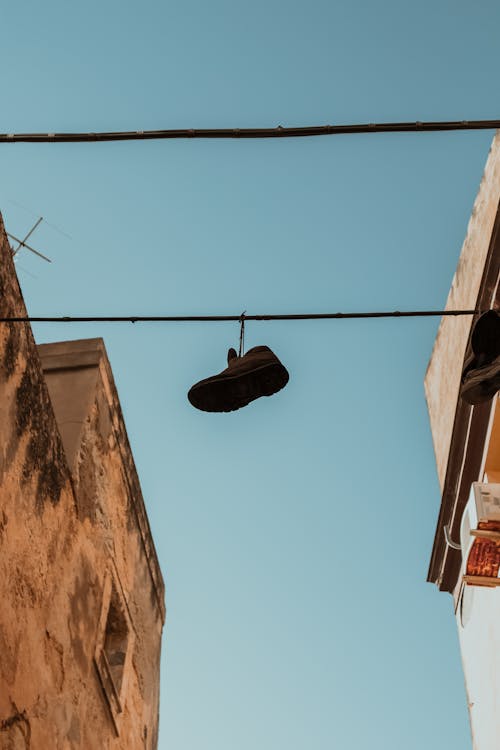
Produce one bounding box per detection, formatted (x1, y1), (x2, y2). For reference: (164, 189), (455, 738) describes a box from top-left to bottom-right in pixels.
(103, 586), (129, 695)
(95, 570), (135, 734)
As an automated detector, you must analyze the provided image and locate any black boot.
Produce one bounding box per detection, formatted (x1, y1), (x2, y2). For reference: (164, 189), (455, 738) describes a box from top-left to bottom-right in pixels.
(188, 346), (289, 412)
(461, 311), (500, 405)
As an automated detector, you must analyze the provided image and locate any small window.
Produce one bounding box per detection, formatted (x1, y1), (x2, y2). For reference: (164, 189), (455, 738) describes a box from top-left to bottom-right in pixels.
(95, 569), (135, 734)
(103, 587), (129, 693)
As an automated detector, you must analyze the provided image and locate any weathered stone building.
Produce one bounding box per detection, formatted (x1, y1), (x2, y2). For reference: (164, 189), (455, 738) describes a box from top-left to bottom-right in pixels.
(426, 133), (500, 749)
(0, 215), (165, 748)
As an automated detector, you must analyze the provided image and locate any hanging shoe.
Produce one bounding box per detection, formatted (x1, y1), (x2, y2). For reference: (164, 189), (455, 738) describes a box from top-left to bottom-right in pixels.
(188, 346), (289, 412)
(471, 310), (500, 359)
(461, 311), (500, 405)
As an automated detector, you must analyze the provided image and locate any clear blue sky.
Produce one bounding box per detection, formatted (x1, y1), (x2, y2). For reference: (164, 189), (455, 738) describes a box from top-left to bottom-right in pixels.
(1, 1), (498, 747)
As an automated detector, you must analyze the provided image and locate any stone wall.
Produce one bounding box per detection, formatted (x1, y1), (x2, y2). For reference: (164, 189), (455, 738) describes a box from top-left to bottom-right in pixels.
(0, 215), (165, 749)
(425, 132), (500, 491)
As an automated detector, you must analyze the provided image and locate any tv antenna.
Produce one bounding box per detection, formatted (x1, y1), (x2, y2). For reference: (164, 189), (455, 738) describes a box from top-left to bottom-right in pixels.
(7, 217), (52, 263)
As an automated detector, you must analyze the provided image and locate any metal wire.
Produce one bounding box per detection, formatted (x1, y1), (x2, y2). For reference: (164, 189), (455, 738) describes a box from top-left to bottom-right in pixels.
(0, 120), (500, 143)
(0, 309), (482, 323)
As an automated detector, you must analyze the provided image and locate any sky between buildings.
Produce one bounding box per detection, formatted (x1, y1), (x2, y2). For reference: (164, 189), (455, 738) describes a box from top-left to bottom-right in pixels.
(1, 1), (499, 747)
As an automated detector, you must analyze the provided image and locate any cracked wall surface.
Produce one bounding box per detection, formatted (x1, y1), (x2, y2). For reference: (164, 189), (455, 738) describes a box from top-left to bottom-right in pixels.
(0, 215), (165, 749)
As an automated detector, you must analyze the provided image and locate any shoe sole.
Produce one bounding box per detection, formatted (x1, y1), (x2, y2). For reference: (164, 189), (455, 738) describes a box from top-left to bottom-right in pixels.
(188, 361), (289, 413)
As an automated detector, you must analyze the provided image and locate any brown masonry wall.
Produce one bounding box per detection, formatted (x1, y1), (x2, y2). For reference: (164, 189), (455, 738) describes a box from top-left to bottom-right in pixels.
(0, 215), (165, 749)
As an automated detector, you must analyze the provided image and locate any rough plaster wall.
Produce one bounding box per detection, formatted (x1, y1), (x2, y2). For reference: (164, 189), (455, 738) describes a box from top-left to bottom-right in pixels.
(456, 584), (500, 750)
(425, 132), (500, 491)
(72, 373), (164, 741)
(0, 216), (163, 749)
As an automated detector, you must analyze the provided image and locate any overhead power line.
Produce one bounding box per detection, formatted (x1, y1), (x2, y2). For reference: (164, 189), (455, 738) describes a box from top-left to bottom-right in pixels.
(0, 309), (482, 323)
(1, 119), (500, 143)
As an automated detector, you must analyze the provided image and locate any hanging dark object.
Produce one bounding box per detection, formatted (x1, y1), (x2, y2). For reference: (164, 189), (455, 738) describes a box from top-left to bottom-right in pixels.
(188, 345), (289, 412)
(461, 310), (500, 405)
(188, 314), (289, 412)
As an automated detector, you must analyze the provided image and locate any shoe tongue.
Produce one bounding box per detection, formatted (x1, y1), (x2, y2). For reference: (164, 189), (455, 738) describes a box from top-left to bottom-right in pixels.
(227, 347), (238, 365)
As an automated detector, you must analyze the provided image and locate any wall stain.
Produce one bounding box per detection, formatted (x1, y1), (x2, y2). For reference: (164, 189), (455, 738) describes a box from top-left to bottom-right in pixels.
(1, 324), (20, 381)
(0, 510), (8, 541)
(67, 713), (81, 746)
(15, 355), (68, 510)
(44, 630), (65, 693)
(0, 624), (19, 686)
(74, 435), (99, 523)
(0, 706), (31, 749)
